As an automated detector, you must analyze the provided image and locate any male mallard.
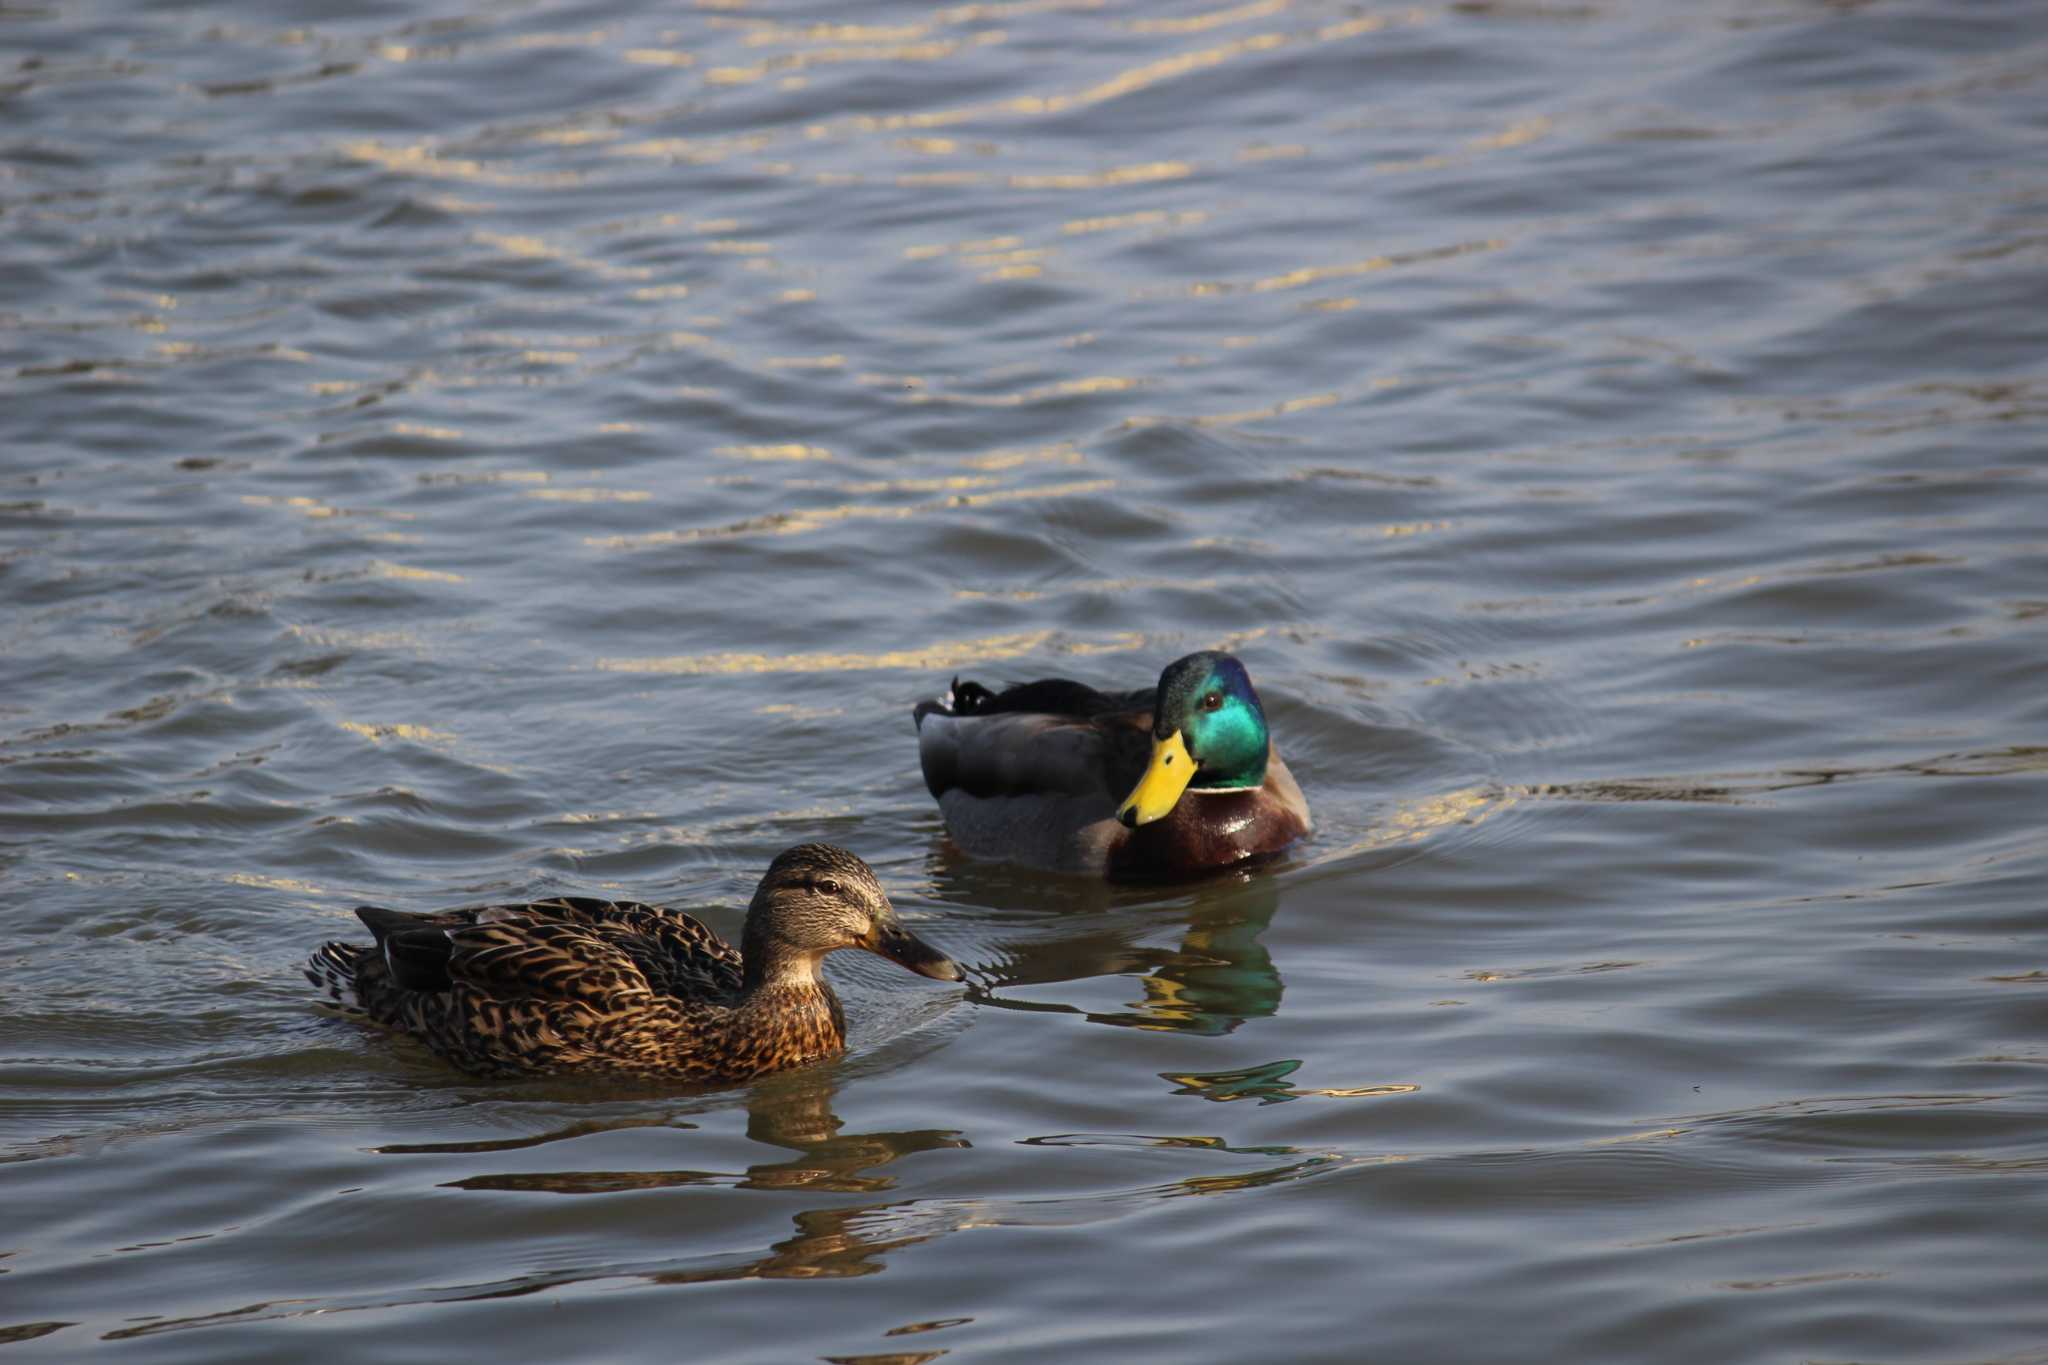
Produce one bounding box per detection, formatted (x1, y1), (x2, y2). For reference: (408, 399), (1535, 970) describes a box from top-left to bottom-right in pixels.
(305, 844), (960, 1083)
(913, 650), (1310, 880)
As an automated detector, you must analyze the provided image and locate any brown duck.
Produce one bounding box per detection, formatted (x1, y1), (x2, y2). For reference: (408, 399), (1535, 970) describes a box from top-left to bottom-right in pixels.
(914, 650), (1311, 881)
(305, 844), (961, 1083)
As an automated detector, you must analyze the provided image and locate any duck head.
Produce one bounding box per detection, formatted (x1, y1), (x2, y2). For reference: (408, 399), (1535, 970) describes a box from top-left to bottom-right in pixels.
(1116, 652), (1272, 829)
(743, 843), (961, 987)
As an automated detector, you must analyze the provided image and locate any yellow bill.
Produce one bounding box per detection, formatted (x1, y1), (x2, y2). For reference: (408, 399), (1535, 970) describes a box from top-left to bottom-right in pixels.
(1117, 730), (1196, 828)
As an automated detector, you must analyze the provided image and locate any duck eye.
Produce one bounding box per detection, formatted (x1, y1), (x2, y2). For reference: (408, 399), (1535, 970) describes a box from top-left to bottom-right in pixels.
(1201, 691), (1224, 711)
(815, 877), (842, 897)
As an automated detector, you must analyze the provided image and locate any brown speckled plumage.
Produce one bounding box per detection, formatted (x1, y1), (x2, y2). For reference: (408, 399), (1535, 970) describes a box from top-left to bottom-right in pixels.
(306, 844), (960, 1084)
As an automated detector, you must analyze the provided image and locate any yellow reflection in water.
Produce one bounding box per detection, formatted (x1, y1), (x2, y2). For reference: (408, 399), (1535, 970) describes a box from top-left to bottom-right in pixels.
(739, 22), (937, 44)
(585, 476), (1114, 550)
(905, 233), (1020, 260)
(1259, 238), (1506, 293)
(371, 561), (464, 583)
(953, 574), (1224, 602)
(610, 132), (774, 164)
(1178, 239), (1502, 301)
(419, 469), (550, 485)
(1303, 784), (1514, 869)
(959, 441), (1084, 470)
(715, 443), (834, 460)
(224, 872), (327, 895)
(473, 230), (651, 282)
(1124, 389), (1338, 428)
(598, 628), (1146, 676)
(391, 422), (462, 440)
(1062, 208), (1208, 236)
(1377, 115), (1556, 174)
(1009, 161), (1192, 190)
(962, 246), (1049, 269)
(338, 721), (456, 743)
(531, 127), (618, 148)
(756, 703), (848, 720)
(1368, 520), (1452, 539)
(704, 31), (999, 86)
(1394, 786), (1506, 840)
(1161, 1059), (1419, 1104)
(340, 140), (581, 188)
(624, 47), (696, 67)
(549, 808), (663, 824)
(241, 494), (415, 522)
(1130, 0), (1291, 35)
(840, 10), (1397, 134)
(917, 377), (1137, 408)
(524, 487), (653, 503)
(1591, 1127), (1688, 1146)
(795, 475), (1004, 495)
(1474, 115), (1552, 151)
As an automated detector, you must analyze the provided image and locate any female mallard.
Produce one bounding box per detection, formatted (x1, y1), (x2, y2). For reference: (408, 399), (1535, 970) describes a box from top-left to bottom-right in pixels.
(913, 650), (1310, 881)
(305, 844), (960, 1084)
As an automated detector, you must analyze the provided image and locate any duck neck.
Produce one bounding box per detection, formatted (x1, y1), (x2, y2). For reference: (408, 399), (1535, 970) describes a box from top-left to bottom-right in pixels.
(732, 957), (847, 1056)
(740, 917), (828, 994)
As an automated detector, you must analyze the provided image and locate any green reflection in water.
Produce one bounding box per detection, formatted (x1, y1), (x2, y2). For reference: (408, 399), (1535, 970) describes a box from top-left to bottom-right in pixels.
(1161, 1057), (1307, 1104)
(944, 869), (1288, 1037)
(1096, 877), (1283, 1036)
(1162, 1058), (1420, 1106)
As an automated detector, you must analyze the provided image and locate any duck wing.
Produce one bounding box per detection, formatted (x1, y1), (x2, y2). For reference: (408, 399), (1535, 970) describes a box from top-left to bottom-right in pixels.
(523, 896), (744, 1000)
(355, 898), (741, 1013)
(915, 673), (1156, 802)
(440, 914), (656, 1015)
(944, 676), (1152, 720)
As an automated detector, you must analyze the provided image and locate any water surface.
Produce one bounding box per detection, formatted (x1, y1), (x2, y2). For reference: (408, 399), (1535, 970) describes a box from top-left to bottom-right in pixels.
(4, 0), (2047, 1360)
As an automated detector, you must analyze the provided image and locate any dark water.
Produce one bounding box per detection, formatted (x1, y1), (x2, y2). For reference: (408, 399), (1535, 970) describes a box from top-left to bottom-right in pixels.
(5, 0), (2047, 1358)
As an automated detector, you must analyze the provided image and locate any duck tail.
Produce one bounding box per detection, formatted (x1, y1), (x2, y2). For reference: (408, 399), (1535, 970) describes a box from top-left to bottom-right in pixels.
(305, 940), (368, 1016)
(913, 676), (1003, 729)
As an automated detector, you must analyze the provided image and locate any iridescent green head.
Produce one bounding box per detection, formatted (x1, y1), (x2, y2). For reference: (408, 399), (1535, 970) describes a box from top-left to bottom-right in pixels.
(1117, 651), (1272, 828)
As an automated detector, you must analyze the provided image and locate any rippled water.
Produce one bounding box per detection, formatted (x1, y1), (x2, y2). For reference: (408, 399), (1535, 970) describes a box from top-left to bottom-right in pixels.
(5, 0), (2047, 1359)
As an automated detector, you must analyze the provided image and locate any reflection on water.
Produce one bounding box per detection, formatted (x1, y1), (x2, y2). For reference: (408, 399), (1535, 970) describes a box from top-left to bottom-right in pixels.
(1097, 878), (1284, 1036)
(643, 1200), (938, 1287)
(87, 1071), (1383, 1345)
(0, 1324), (73, 1348)
(1161, 1059), (1419, 1106)
(7, 0), (2048, 1357)
(948, 871), (1289, 1036)
(1010, 1130), (1380, 1201)
(421, 1076), (972, 1286)
(425, 1073), (966, 1204)
(373, 1114), (698, 1156)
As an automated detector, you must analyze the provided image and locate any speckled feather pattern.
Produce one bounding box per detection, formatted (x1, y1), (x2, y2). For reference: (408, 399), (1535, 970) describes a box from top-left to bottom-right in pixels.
(309, 896), (846, 1084)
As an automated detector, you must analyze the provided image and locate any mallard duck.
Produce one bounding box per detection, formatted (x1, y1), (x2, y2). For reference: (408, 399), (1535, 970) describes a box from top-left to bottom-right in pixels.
(305, 844), (961, 1083)
(913, 650), (1310, 880)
